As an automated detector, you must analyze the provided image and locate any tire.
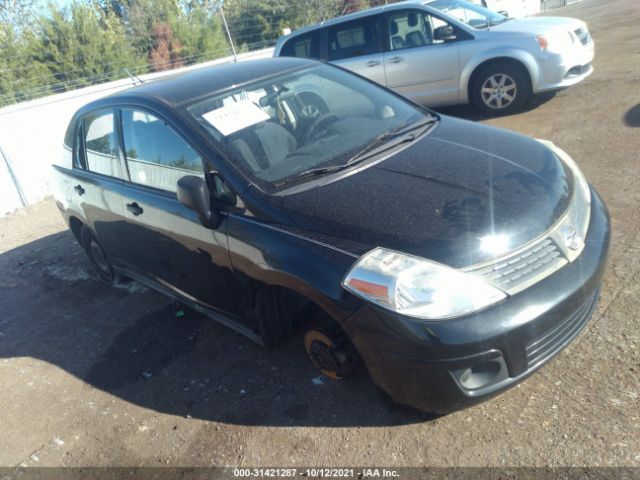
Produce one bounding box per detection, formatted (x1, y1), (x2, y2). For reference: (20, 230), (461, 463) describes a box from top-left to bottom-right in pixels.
(471, 63), (532, 116)
(254, 287), (294, 348)
(80, 225), (116, 283)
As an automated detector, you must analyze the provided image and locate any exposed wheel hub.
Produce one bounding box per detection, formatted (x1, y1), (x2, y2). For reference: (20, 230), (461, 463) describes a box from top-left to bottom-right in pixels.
(304, 329), (357, 380)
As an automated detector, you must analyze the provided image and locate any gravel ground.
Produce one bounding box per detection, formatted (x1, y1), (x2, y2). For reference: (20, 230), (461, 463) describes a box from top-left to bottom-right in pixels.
(0, 0), (638, 471)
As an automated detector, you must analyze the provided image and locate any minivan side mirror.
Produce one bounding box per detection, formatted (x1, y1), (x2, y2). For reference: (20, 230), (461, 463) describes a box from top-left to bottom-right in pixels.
(434, 25), (457, 42)
(177, 175), (220, 229)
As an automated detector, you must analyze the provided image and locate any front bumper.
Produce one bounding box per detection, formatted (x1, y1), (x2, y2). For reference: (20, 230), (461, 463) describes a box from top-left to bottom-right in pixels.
(342, 187), (610, 414)
(534, 41), (595, 93)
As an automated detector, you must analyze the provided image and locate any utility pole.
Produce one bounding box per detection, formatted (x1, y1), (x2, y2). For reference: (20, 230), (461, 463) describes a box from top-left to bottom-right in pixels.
(0, 144), (27, 208)
(220, 7), (238, 62)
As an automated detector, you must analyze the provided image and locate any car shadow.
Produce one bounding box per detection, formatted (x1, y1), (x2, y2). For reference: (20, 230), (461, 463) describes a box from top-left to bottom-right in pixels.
(0, 230), (437, 427)
(624, 104), (640, 127)
(435, 92), (557, 121)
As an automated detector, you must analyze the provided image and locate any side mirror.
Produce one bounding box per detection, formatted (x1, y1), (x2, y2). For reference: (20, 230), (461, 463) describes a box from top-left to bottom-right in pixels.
(434, 25), (457, 42)
(177, 175), (220, 229)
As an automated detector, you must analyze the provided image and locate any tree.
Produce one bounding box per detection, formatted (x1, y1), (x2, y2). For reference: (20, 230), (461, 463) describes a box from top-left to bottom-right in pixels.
(31, 2), (142, 92)
(0, 0), (38, 32)
(171, 2), (230, 64)
(148, 22), (183, 71)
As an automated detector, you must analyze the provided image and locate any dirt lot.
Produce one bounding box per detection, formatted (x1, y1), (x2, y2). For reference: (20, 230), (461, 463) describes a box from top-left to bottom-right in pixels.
(0, 0), (638, 471)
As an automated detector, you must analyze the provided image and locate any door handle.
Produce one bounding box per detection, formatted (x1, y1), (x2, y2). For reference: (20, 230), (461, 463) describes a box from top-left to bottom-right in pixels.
(387, 56), (404, 64)
(365, 60), (381, 67)
(73, 184), (85, 196)
(126, 202), (144, 216)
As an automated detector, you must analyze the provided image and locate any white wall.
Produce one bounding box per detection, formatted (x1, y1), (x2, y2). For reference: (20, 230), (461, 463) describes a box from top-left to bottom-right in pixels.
(0, 48), (274, 218)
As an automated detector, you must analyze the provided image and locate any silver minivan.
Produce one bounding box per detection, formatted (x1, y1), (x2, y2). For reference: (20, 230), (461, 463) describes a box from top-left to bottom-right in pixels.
(274, 0), (594, 115)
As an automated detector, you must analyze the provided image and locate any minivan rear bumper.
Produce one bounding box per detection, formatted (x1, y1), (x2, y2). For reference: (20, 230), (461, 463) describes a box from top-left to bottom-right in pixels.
(341, 187), (610, 414)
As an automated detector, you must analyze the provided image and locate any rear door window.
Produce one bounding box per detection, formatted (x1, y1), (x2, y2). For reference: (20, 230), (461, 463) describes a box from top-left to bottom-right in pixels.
(82, 110), (125, 179)
(121, 108), (204, 193)
(327, 15), (382, 61)
(281, 31), (320, 59)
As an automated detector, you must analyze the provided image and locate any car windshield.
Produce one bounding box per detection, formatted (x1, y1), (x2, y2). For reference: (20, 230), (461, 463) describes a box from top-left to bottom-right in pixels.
(186, 64), (431, 190)
(428, 0), (509, 28)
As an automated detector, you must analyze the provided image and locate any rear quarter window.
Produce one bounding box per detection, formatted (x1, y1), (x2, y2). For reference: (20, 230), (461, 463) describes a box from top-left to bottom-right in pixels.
(280, 31), (320, 59)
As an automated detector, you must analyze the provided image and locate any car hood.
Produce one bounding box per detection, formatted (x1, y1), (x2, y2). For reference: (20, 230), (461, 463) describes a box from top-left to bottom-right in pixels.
(280, 116), (573, 268)
(490, 16), (586, 35)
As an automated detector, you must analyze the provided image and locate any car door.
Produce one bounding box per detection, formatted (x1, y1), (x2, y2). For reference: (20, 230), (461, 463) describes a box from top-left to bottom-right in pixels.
(116, 107), (242, 317)
(67, 108), (128, 261)
(325, 14), (387, 86)
(383, 9), (462, 107)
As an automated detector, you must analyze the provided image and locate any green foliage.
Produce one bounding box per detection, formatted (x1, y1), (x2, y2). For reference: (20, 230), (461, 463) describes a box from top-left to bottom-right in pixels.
(0, 0), (380, 107)
(32, 2), (142, 91)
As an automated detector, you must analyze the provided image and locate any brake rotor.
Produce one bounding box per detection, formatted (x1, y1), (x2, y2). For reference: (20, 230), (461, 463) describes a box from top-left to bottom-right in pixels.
(304, 329), (356, 380)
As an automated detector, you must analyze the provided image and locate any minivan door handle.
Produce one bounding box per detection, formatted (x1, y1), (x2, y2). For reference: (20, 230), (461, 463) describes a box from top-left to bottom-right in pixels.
(387, 56), (404, 64)
(126, 202), (144, 216)
(73, 184), (85, 196)
(365, 60), (381, 67)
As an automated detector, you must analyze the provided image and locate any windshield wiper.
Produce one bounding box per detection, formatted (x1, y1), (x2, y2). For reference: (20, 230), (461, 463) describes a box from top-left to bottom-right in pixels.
(274, 164), (350, 187)
(275, 116), (437, 187)
(346, 116), (438, 165)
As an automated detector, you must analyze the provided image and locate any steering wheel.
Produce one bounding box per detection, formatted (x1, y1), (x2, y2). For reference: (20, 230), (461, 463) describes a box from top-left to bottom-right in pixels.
(301, 103), (322, 119)
(303, 113), (340, 143)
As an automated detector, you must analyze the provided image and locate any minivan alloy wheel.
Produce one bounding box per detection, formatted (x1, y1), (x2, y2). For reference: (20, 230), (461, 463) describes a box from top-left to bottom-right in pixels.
(472, 63), (531, 115)
(481, 73), (517, 109)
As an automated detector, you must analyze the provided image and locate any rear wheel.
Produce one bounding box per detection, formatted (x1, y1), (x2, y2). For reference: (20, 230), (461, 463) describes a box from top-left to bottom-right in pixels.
(80, 225), (115, 283)
(471, 63), (531, 116)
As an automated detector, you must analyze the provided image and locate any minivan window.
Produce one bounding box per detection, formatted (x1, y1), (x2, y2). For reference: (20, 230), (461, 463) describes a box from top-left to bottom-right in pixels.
(121, 109), (204, 193)
(82, 110), (125, 179)
(327, 16), (382, 61)
(388, 10), (455, 50)
(281, 31), (319, 59)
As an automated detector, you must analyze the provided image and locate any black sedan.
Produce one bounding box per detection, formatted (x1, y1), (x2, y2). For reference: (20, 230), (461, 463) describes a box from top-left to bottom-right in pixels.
(53, 57), (610, 413)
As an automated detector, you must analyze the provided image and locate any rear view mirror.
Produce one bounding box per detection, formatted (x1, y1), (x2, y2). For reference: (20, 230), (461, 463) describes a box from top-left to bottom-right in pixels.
(434, 25), (457, 42)
(177, 175), (220, 229)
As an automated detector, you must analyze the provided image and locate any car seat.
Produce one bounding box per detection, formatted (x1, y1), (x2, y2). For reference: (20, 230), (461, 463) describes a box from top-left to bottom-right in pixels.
(390, 19), (405, 50)
(227, 121), (297, 173)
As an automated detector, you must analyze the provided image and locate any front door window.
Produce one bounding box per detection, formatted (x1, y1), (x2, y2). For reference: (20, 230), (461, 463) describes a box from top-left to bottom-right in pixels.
(121, 109), (204, 193)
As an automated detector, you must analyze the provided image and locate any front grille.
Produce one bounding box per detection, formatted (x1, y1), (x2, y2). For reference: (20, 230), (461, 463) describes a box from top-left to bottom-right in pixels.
(470, 239), (567, 295)
(574, 27), (591, 45)
(525, 291), (597, 368)
(464, 142), (591, 296)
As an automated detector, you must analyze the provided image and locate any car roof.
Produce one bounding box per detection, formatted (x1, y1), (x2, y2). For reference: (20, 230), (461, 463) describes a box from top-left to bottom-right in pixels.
(101, 57), (317, 108)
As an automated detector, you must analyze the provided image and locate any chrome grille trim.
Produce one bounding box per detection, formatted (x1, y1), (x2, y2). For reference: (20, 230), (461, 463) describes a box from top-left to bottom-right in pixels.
(469, 239), (567, 295)
(463, 141), (591, 296)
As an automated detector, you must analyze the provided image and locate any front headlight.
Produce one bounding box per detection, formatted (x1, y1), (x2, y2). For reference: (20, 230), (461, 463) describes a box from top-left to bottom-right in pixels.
(342, 248), (507, 320)
(537, 31), (575, 53)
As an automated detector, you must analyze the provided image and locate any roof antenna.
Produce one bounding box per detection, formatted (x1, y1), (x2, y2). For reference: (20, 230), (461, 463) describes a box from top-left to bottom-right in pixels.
(124, 68), (145, 85)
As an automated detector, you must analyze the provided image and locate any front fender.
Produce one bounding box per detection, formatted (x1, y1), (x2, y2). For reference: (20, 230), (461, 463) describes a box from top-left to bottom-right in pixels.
(226, 213), (362, 323)
(459, 48), (539, 103)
